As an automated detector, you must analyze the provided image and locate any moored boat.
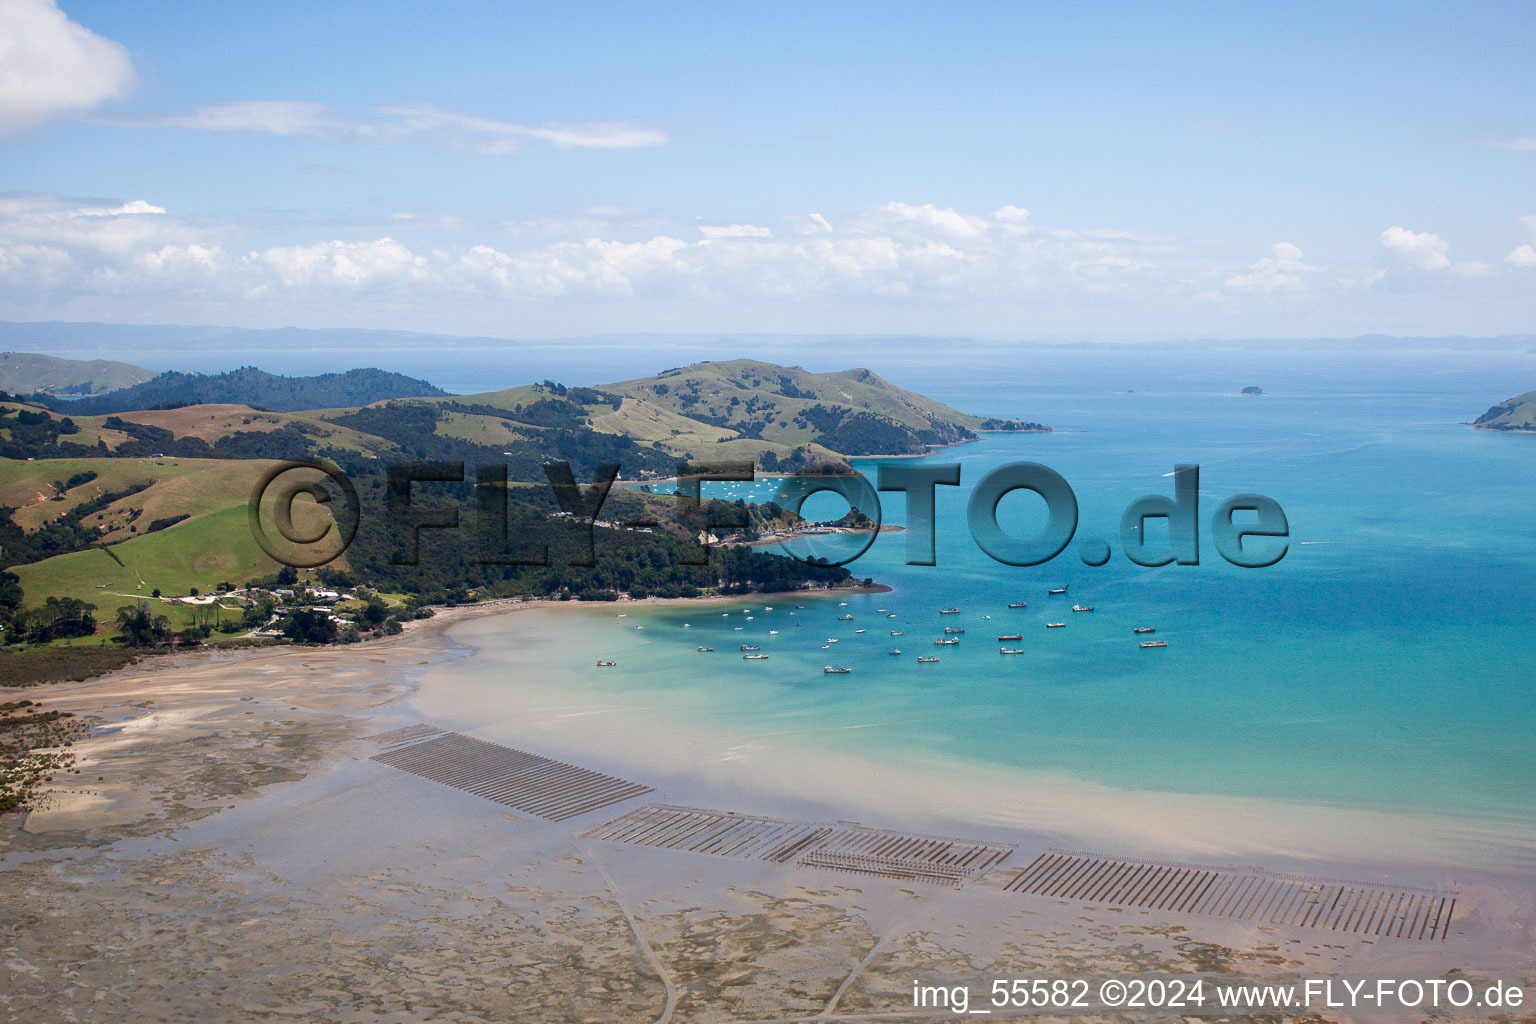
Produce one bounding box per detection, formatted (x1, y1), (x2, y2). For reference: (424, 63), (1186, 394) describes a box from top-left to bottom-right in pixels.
(934, 637), (959, 645)
(939, 607), (960, 614)
(596, 660), (616, 667)
(1133, 627), (1155, 634)
(1072, 605), (1094, 612)
(944, 627), (964, 634)
(997, 633), (1023, 641)
(890, 630), (905, 636)
(888, 649), (902, 655)
(1139, 640), (1167, 648)
(1048, 586), (1068, 594)
(744, 653), (770, 660)
(999, 648), (1024, 654)
(823, 665), (851, 674)
(917, 656), (940, 663)
(696, 646), (714, 652)
(1008, 601), (1028, 608)
(838, 614), (854, 621)
(1046, 622), (1066, 628)
(740, 644), (760, 651)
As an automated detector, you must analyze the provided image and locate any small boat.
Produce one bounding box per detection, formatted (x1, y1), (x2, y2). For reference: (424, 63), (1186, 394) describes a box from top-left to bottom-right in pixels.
(634, 625), (645, 630)
(743, 653), (770, 660)
(854, 629), (866, 634)
(1048, 586), (1068, 595)
(596, 660), (616, 667)
(1008, 602), (1028, 608)
(934, 638), (959, 645)
(888, 649), (902, 655)
(823, 666), (851, 674)
(887, 613), (897, 618)
(797, 605), (806, 609)
(825, 638), (838, 643)
(1139, 640), (1167, 648)
(734, 626), (744, 631)
(1133, 627), (1156, 634)
(740, 644), (760, 651)
(839, 602), (848, 607)
(999, 648), (1025, 655)
(838, 614), (854, 621)
(981, 614), (991, 619)
(722, 612), (729, 616)
(764, 606), (772, 611)
(696, 646), (714, 652)
(683, 623), (690, 628)
(944, 627), (964, 634)
(917, 656), (940, 663)
(746, 615), (754, 620)
(1046, 622), (1066, 629)
(876, 608), (887, 613)
(939, 607), (960, 614)
(890, 630), (905, 636)
(997, 634), (1023, 641)
(1072, 605), (1094, 613)
(618, 613), (627, 618)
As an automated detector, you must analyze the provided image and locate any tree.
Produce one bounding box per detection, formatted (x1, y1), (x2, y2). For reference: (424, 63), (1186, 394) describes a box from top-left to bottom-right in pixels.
(276, 566), (299, 586)
(281, 608), (337, 644)
(116, 602), (171, 646)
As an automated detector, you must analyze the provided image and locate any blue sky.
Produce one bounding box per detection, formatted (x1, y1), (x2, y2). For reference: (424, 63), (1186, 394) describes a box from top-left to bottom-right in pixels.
(1, 0), (1532, 340)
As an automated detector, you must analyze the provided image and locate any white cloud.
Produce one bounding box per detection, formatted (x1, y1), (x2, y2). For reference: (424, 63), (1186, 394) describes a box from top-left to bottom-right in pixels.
(1379, 226), (1451, 272)
(1486, 137), (1536, 152)
(1224, 241), (1318, 293)
(698, 223), (772, 239)
(866, 202), (990, 240)
(110, 99), (669, 154)
(1509, 245), (1536, 268)
(0, 0), (134, 135)
(249, 238), (426, 289)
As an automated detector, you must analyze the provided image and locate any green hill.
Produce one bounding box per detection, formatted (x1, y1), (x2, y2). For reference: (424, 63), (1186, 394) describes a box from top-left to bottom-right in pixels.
(40, 366), (449, 415)
(1474, 392), (1536, 431)
(0, 352), (154, 396)
(596, 358), (1046, 461)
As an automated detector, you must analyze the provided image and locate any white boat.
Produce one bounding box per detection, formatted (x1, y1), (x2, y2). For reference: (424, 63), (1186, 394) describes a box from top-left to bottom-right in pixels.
(999, 648), (1024, 655)
(934, 638), (959, 646)
(1072, 605), (1094, 613)
(696, 646), (714, 652)
(823, 666), (851, 674)
(890, 630), (905, 636)
(838, 614), (854, 621)
(1046, 622), (1066, 629)
(740, 644), (760, 651)
(917, 656), (940, 663)
(744, 653), (770, 660)
(596, 660), (616, 667)
(888, 649), (902, 655)
(1140, 640), (1167, 648)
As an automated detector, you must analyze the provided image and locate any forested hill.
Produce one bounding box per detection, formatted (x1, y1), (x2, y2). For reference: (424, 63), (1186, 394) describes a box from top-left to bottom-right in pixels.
(38, 367), (449, 414)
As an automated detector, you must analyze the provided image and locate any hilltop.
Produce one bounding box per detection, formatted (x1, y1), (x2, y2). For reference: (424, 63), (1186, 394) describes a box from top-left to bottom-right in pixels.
(0, 352), (154, 396)
(591, 358), (1044, 468)
(1473, 391), (1536, 432)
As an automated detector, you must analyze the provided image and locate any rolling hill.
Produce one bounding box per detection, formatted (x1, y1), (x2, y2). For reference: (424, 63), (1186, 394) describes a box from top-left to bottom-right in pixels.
(38, 366), (449, 415)
(0, 352), (154, 396)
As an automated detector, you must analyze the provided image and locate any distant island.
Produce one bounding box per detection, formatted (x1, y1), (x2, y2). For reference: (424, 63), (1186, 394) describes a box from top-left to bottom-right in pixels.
(1474, 390), (1536, 431)
(1241, 385), (1263, 395)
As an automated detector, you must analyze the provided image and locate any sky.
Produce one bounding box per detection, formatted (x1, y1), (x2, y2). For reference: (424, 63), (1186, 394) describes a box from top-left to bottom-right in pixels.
(0, 0), (1532, 342)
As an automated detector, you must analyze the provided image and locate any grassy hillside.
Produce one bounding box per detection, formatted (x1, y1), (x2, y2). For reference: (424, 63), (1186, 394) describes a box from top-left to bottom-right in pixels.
(0, 352), (154, 395)
(1474, 391), (1536, 431)
(598, 358), (1045, 458)
(7, 457), (337, 625)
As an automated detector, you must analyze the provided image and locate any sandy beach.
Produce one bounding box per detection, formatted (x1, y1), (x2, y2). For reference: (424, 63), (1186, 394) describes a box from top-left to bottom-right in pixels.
(3, 595), (1533, 1023)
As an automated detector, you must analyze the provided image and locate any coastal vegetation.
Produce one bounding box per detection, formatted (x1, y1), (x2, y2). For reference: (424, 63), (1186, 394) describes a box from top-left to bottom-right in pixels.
(0, 355), (1040, 664)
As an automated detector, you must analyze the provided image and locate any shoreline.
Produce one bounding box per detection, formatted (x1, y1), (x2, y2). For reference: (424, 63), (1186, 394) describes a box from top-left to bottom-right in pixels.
(416, 605), (1536, 885)
(4, 591), (1533, 1020)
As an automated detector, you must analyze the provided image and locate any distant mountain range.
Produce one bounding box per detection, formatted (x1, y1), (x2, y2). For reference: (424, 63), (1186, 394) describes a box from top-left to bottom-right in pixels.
(31, 366), (449, 414)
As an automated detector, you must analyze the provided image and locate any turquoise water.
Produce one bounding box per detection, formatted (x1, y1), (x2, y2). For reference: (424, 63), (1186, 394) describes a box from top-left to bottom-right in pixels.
(578, 351), (1536, 824)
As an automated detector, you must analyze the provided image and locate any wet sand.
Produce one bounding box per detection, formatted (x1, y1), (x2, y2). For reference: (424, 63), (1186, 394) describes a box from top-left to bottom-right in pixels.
(3, 596), (1533, 1023)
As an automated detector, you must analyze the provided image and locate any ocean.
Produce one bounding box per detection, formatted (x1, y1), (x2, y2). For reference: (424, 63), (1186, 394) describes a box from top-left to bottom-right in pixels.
(424, 347), (1536, 850)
